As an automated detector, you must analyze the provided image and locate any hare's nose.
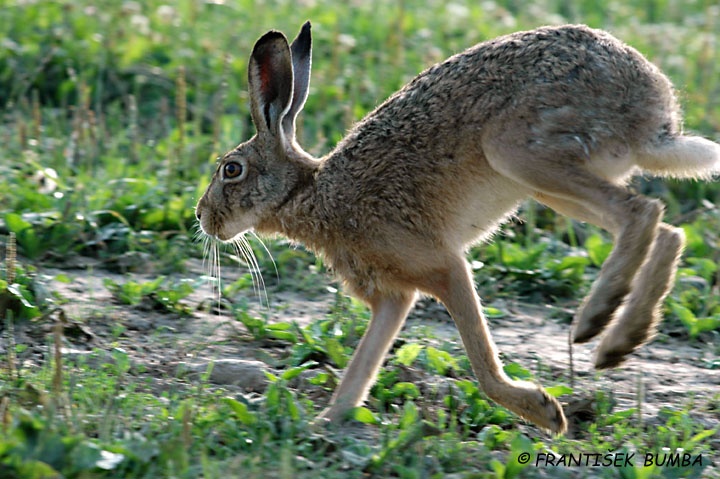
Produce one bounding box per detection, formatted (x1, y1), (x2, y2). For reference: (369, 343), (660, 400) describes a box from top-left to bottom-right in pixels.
(195, 209), (202, 220)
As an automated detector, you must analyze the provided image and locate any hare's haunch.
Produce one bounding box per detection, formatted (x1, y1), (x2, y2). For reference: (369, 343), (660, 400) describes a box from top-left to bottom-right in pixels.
(196, 22), (720, 434)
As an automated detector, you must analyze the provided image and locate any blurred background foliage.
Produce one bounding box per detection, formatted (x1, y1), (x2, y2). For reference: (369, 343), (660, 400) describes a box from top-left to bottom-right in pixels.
(1, 0), (719, 278)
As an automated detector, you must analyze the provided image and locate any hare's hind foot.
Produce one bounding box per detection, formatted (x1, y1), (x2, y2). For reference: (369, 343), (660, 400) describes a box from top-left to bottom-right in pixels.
(594, 224), (685, 369)
(572, 197), (665, 344)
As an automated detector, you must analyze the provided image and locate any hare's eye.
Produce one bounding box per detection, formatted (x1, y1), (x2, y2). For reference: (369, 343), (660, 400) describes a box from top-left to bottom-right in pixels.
(223, 161), (243, 179)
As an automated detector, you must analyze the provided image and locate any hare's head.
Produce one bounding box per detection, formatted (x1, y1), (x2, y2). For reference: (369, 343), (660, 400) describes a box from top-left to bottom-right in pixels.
(196, 22), (314, 242)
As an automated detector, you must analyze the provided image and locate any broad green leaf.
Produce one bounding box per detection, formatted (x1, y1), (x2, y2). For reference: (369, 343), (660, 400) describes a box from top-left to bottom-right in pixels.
(605, 408), (637, 425)
(280, 361), (317, 381)
(686, 257), (718, 282)
(7, 283), (36, 309)
(484, 306), (507, 319)
(696, 316), (720, 335)
(503, 362), (533, 380)
(395, 343), (423, 366)
(352, 406), (379, 424)
(505, 433), (534, 478)
(426, 346), (457, 375)
(325, 338), (348, 367)
(545, 385), (573, 397)
(585, 233), (612, 267)
(222, 397), (257, 425)
(4, 212), (32, 233)
(689, 428), (717, 445)
(391, 382), (420, 400)
(399, 401), (419, 430)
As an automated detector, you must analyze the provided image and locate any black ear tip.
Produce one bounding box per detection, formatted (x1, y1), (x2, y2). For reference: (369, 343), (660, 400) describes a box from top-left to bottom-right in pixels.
(299, 21), (311, 41)
(258, 30), (287, 44)
(252, 30), (289, 57)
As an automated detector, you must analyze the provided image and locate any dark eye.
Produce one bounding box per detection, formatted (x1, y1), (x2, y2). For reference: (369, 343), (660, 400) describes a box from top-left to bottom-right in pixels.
(223, 161), (243, 179)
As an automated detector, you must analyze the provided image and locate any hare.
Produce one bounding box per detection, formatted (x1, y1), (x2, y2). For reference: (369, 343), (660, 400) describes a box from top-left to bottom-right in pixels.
(196, 22), (720, 434)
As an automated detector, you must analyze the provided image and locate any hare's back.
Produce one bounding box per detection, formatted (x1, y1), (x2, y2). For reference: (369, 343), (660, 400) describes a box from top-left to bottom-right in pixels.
(320, 25), (679, 246)
(435, 25), (676, 137)
(352, 25), (678, 158)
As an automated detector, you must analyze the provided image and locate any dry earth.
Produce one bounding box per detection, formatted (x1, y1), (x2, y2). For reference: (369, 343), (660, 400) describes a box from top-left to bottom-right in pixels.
(8, 254), (720, 476)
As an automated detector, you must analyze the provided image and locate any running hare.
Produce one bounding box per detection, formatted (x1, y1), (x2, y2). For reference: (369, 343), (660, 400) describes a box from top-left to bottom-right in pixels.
(196, 22), (720, 434)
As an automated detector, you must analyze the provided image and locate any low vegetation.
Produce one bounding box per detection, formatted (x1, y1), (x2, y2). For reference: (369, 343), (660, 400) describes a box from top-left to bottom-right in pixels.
(1, 0), (719, 477)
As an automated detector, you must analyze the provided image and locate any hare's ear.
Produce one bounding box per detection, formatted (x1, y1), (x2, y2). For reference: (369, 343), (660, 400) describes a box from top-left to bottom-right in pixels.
(282, 21), (312, 140)
(248, 30), (294, 139)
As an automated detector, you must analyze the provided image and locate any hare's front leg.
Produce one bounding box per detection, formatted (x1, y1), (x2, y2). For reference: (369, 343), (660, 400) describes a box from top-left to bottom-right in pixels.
(422, 256), (567, 434)
(318, 291), (416, 423)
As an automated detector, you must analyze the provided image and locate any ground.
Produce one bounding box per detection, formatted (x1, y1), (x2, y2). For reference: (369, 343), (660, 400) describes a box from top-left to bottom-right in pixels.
(8, 253), (720, 476)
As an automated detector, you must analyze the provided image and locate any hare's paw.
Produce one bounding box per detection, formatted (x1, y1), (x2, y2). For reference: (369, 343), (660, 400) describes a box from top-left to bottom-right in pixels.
(594, 333), (636, 369)
(314, 404), (352, 426)
(593, 311), (658, 369)
(573, 288), (627, 343)
(502, 381), (567, 435)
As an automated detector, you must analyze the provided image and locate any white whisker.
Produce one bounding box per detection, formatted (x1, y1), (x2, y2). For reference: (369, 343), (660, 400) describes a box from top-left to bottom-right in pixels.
(233, 235), (270, 309)
(250, 231), (279, 282)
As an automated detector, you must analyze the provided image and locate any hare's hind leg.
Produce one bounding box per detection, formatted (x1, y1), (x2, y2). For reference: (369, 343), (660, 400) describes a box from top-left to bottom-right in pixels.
(483, 134), (662, 345)
(318, 291), (416, 423)
(535, 194), (684, 367)
(594, 224), (684, 368)
(421, 255), (567, 434)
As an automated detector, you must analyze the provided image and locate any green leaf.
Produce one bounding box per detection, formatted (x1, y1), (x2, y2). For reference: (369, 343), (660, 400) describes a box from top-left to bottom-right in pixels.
(395, 343), (423, 366)
(265, 323), (298, 344)
(5, 213), (42, 258)
(352, 406), (379, 424)
(390, 382), (420, 400)
(670, 302), (699, 337)
(505, 433), (534, 478)
(7, 283), (36, 309)
(681, 223), (709, 257)
(399, 401), (419, 430)
(222, 397), (257, 425)
(484, 306), (507, 319)
(545, 385), (573, 397)
(696, 316), (720, 335)
(604, 408), (637, 425)
(689, 428), (717, 445)
(489, 459), (506, 478)
(585, 233), (612, 267)
(284, 389), (300, 420)
(325, 338), (348, 367)
(5, 212), (32, 233)
(426, 346), (457, 375)
(503, 362), (533, 380)
(686, 257), (718, 282)
(54, 273), (72, 284)
(268, 329), (298, 343)
(280, 361), (317, 381)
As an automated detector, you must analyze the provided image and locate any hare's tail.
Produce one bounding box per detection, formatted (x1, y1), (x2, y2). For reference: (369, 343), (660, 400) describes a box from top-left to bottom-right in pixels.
(637, 136), (720, 180)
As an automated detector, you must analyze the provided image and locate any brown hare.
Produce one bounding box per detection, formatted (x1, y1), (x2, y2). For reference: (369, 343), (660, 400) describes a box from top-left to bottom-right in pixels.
(196, 22), (720, 434)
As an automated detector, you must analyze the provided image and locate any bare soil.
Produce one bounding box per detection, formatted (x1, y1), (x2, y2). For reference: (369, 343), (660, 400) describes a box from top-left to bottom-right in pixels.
(10, 255), (720, 475)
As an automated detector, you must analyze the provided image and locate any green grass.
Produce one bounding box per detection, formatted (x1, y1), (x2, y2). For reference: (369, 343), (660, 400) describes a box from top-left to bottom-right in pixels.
(1, 0), (720, 477)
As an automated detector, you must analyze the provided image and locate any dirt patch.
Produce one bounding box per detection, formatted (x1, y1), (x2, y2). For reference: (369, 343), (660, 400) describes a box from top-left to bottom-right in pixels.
(11, 256), (720, 455)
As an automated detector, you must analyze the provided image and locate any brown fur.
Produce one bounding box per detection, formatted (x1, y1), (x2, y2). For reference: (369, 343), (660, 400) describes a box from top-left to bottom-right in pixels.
(196, 23), (720, 434)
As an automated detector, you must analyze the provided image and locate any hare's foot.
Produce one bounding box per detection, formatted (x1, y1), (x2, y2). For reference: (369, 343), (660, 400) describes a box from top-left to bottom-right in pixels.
(572, 283), (628, 343)
(594, 224), (684, 369)
(489, 380), (567, 435)
(482, 128), (663, 345)
(573, 198), (664, 343)
(315, 403), (352, 425)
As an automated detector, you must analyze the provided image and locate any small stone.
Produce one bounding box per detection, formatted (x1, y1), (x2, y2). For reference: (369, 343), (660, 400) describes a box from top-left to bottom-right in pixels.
(179, 359), (270, 391)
